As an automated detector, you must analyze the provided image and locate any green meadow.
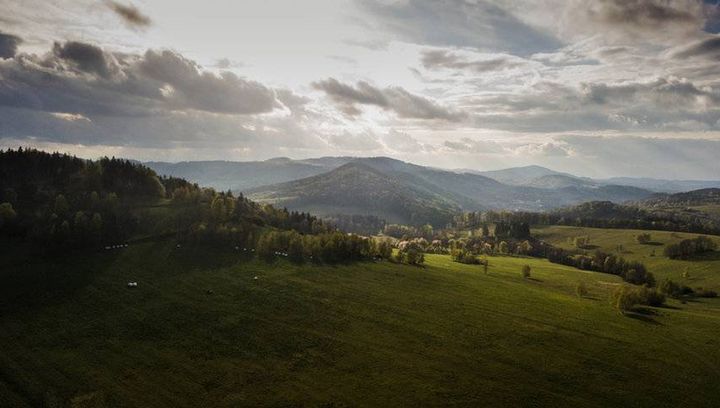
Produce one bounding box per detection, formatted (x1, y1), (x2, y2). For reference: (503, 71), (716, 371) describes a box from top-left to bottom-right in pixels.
(2, 240), (720, 407)
(533, 225), (720, 290)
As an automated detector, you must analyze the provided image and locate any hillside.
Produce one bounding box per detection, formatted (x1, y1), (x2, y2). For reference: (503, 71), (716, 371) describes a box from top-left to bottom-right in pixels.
(146, 157), (352, 192)
(599, 177), (720, 193)
(533, 225), (720, 290)
(638, 188), (720, 208)
(247, 162), (462, 226)
(248, 158), (654, 224)
(2, 241), (720, 407)
(476, 165), (575, 186)
(525, 174), (596, 189)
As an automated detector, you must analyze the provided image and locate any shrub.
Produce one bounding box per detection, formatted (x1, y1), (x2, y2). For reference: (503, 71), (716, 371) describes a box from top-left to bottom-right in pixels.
(613, 285), (666, 313)
(659, 279), (694, 298)
(521, 265), (531, 279)
(639, 287), (666, 307)
(396, 241), (425, 266)
(635, 233), (652, 244)
(664, 236), (717, 259)
(695, 288), (718, 298)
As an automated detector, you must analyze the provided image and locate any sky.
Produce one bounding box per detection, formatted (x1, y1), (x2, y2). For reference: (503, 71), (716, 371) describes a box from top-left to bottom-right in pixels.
(1, 0), (720, 179)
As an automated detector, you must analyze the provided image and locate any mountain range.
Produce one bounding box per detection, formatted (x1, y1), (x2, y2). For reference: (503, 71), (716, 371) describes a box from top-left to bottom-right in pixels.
(146, 156), (705, 226)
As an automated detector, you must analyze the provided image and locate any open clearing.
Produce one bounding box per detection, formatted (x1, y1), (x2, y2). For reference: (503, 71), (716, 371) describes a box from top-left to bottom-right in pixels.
(533, 225), (720, 290)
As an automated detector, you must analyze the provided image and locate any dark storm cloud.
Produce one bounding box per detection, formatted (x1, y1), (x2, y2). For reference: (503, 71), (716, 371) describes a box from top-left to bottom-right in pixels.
(0, 32), (21, 59)
(313, 78), (465, 121)
(421, 49), (526, 73)
(0, 41), (279, 117)
(356, 0), (561, 55)
(53, 41), (116, 78)
(105, 1), (152, 28)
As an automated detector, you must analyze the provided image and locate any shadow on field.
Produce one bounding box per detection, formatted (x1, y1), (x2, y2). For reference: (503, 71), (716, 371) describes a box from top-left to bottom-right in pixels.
(626, 308), (662, 325)
(644, 241), (664, 246)
(687, 251), (720, 262)
(0, 247), (121, 314)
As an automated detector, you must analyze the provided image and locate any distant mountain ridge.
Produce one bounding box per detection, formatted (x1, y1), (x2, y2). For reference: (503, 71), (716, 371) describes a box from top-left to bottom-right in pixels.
(244, 157), (654, 225)
(146, 156), (720, 225)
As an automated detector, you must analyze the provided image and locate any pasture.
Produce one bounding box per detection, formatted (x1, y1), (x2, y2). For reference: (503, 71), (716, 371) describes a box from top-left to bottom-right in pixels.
(1, 241), (720, 407)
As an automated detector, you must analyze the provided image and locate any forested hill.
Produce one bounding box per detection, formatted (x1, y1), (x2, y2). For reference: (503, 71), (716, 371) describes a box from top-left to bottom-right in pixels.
(637, 188), (720, 208)
(247, 161), (462, 227)
(0, 149), (328, 254)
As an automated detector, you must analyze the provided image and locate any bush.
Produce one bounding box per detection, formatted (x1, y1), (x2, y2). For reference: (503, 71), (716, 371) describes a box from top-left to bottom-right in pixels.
(639, 287), (666, 307)
(635, 233), (652, 244)
(396, 241), (425, 266)
(613, 285), (666, 313)
(659, 278), (694, 299)
(695, 288), (718, 298)
(664, 236), (717, 259)
(521, 265), (531, 279)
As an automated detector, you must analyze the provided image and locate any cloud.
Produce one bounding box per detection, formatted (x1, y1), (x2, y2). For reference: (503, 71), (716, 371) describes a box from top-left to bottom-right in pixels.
(670, 35), (720, 59)
(105, 1), (152, 29)
(325, 130), (383, 151)
(420, 49), (527, 73)
(564, 0), (710, 42)
(139, 50), (279, 114)
(313, 78), (464, 121)
(0, 31), (21, 59)
(588, 0), (700, 28)
(513, 142), (571, 157)
(0, 41), (279, 117)
(50, 112), (91, 122)
(381, 130), (425, 152)
(53, 41), (118, 79)
(580, 77), (720, 108)
(442, 137), (506, 154)
(356, 0), (561, 55)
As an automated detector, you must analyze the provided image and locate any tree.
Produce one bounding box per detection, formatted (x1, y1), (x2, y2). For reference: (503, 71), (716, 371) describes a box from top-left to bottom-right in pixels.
(498, 241), (509, 254)
(0, 202), (17, 227)
(521, 264), (531, 279)
(375, 240), (393, 260)
(288, 234), (304, 263)
(54, 194), (70, 218)
(397, 241), (425, 265)
(614, 286), (640, 314)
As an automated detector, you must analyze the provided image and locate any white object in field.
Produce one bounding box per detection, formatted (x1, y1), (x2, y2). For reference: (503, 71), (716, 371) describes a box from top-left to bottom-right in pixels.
(127, 281), (138, 288)
(253, 276), (258, 280)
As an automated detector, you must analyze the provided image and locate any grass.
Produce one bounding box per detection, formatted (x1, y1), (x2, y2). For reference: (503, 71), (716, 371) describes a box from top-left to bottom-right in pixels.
(533, 225), (720, 290)
(1, 240), (720, 407)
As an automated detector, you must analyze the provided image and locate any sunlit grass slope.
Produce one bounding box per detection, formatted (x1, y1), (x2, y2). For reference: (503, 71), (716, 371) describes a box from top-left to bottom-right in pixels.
(533, 225), (720, 290)
(1, 241), (719, 407)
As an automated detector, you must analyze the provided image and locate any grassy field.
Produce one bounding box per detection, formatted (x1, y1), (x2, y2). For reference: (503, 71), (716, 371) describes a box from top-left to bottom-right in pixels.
(533, 225), (720, 290)
(2, 240), (720, 407)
